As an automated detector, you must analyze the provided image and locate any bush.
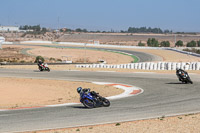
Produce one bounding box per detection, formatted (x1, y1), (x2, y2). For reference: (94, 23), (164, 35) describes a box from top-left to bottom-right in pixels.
(0, 59), (4, 62)
(34, 56), (45, 63)
(50, 57), (56, 61)
(138, 41), (145, 46)
(187, 40), (196, 47)
(175, 40), (183, 47)
(183, 48), (200, 54)
(160, 41), (170, 47)
(147, 38), (159, 47)
(20, 60), (26, 63)
(57, 59), (62, 62)
(197, 40), (200, 47)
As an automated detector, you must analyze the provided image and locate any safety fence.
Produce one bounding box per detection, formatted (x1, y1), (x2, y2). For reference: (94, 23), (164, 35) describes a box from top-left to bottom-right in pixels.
(76, 62), (200, 70)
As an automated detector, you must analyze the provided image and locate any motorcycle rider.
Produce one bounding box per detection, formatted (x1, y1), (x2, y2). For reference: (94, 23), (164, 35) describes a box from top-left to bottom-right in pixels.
(38, 59), (44, 66)
(77, 87), (98, 97)
(176, 67), (187, 81)
(77, 87), (90, 96)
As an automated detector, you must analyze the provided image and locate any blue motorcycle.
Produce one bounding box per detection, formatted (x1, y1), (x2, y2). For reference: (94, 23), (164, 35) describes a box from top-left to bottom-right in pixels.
(80, 91), (110, 109)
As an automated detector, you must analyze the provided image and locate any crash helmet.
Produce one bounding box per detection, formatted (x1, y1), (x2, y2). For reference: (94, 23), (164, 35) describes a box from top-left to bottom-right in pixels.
(176, 67), (180, 71)
(77, 87), (82, 93)
(186, 62), (190, 65)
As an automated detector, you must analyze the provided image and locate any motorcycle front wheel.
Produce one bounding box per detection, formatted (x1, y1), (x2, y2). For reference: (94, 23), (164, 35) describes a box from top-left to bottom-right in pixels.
(102, 98), (110, 107)
(187, 77), (193, 84)
(82, 99), (96, 109)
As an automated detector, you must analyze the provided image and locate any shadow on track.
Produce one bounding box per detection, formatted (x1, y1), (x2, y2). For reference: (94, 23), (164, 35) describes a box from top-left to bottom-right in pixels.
(166, 82), (185, 84)
(71, 106), (89, 109)
(33, 70), (50, 72)
(166, 82), (194, 85)
(33, 70), (41, 72)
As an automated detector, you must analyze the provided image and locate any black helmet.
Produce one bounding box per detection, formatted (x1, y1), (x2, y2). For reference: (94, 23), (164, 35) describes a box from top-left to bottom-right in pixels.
(77, 87), (82, 93)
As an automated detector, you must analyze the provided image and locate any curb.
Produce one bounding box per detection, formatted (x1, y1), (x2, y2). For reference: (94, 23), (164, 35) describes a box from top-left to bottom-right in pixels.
(0, 82), (143, 111)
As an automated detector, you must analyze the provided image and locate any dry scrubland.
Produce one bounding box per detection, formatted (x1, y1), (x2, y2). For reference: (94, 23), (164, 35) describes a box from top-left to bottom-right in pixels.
(58, 33), (200, 46)
(2, 32), (200, 46)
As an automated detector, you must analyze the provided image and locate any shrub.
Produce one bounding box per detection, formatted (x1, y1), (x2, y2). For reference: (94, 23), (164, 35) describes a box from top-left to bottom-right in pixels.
(175, 40), (183, 47)
(20, 60), (26, 63)
(115, 123), (121, 126)
(147, 38), (159, 47)
(183, 48), (200, 54)
(138, 41), (145, 46)
(50, 57), (56, 61)
(34, 56), (45, 63)
(187, 40), (197, 47)
(160, 41), (170, 47)
(57, 59), (62, 62)
(197, 40), (200, 47)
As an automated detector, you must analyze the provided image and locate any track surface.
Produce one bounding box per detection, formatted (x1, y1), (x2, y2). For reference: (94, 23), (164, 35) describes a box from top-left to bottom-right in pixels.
(0, 69), (200, 132)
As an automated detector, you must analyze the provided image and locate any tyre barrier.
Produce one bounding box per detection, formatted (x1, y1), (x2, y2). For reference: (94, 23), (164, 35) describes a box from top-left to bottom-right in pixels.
(76, 62), (200, 70)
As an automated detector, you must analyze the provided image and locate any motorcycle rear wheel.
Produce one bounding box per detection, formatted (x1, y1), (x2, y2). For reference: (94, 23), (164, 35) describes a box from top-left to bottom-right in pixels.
(39, 67), (43, 71)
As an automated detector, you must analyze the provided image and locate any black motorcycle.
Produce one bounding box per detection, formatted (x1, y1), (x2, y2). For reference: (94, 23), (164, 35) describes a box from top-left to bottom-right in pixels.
(38, 63), (50, 72)
(176, 69), (193, 84)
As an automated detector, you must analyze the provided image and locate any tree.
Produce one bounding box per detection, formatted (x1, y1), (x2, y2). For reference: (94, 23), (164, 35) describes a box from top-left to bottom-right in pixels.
(42, 27), (47, 32)
(197, 40), (200, 47)
(82, 29), (88, 32)
(187, 40), (197, 47)
(34, 56), (45, 63)
(128, 27), (164, 33)
(75, 28), (82, 32)
(160, 41), (170, 47)
(164, 30), (170, 34)
(138, 41), (145, 46)
(147, 38), (159, 47)
(175, 40), (183, 47)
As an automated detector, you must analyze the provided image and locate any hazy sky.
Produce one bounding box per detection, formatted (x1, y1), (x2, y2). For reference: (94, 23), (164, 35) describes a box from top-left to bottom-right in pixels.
(0, 0), (200, 32)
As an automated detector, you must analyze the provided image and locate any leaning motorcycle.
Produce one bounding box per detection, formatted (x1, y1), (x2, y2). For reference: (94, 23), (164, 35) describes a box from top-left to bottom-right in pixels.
(38, 63), (50, 72)
(80, 91), (110, 108)
(176, 71), (193, 84)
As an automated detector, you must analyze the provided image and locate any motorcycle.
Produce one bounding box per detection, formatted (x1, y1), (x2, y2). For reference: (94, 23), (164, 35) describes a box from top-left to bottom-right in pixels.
(38, 63), (50, 72)
(176, 70), (193, 84)
(80, 91), (110, 109)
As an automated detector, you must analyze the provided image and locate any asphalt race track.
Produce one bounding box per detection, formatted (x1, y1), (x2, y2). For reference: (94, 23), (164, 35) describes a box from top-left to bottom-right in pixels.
(0, 69), (200, 132)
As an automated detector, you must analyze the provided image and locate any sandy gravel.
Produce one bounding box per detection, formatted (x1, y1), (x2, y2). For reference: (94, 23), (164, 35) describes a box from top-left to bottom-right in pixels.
(27, 113), (200, 133)
(0, 77), (122, 109)
(27, 47), (134, 64)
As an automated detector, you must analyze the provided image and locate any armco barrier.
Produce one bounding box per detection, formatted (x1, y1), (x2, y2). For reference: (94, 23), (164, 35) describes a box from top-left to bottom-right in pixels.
(76, 62), (200, 70)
